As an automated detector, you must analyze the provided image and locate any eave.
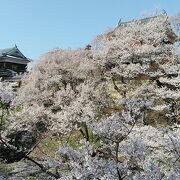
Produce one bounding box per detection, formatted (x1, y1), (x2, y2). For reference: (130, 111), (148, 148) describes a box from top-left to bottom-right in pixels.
(0, 55), (30, 65)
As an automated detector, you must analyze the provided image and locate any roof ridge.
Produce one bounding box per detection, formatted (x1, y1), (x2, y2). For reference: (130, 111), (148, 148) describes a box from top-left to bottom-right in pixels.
(118, 14), (165, 26)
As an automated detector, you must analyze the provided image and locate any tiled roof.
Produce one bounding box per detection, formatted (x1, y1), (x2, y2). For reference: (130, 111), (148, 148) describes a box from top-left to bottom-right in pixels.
(0, 46), (31, 64)
(0, 47), (16, 57)
(118, 15), (159, 27)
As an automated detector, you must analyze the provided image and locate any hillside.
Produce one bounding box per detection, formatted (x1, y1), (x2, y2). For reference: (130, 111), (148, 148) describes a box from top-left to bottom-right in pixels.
(0, 13), (180, 179)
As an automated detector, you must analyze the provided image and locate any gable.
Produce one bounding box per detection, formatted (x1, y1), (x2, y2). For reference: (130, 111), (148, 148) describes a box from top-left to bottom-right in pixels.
(7, 47), (27, 59)
(0, 46), (27, 59)
(0, 46), (31, 65)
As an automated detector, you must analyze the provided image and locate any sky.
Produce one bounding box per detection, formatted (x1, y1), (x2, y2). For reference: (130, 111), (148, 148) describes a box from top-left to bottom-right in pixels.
(0, 0), (179, 60)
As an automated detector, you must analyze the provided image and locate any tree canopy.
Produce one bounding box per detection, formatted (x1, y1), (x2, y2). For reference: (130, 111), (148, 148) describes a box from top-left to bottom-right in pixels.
(0, 13), (180, 179)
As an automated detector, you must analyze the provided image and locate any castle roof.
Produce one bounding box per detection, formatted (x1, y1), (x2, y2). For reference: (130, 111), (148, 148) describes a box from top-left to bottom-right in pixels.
(0, 46), (31, 65)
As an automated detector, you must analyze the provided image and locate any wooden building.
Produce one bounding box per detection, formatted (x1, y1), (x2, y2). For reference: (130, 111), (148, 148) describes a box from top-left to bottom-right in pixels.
(0, 45), (31, 80)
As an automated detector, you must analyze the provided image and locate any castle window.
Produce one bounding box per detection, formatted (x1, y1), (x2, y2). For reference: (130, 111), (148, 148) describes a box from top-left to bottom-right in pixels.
(12, 64), (18, 70)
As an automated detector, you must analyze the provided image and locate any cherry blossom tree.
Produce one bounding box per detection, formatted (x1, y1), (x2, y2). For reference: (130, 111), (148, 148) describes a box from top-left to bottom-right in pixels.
(3, 13), (179, 179)
(0, 80), (15, 133)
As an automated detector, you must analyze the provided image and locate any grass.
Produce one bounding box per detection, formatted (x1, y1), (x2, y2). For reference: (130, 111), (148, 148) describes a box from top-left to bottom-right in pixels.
(0, 161), (13, 175)
(32, 130), (84, 159)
